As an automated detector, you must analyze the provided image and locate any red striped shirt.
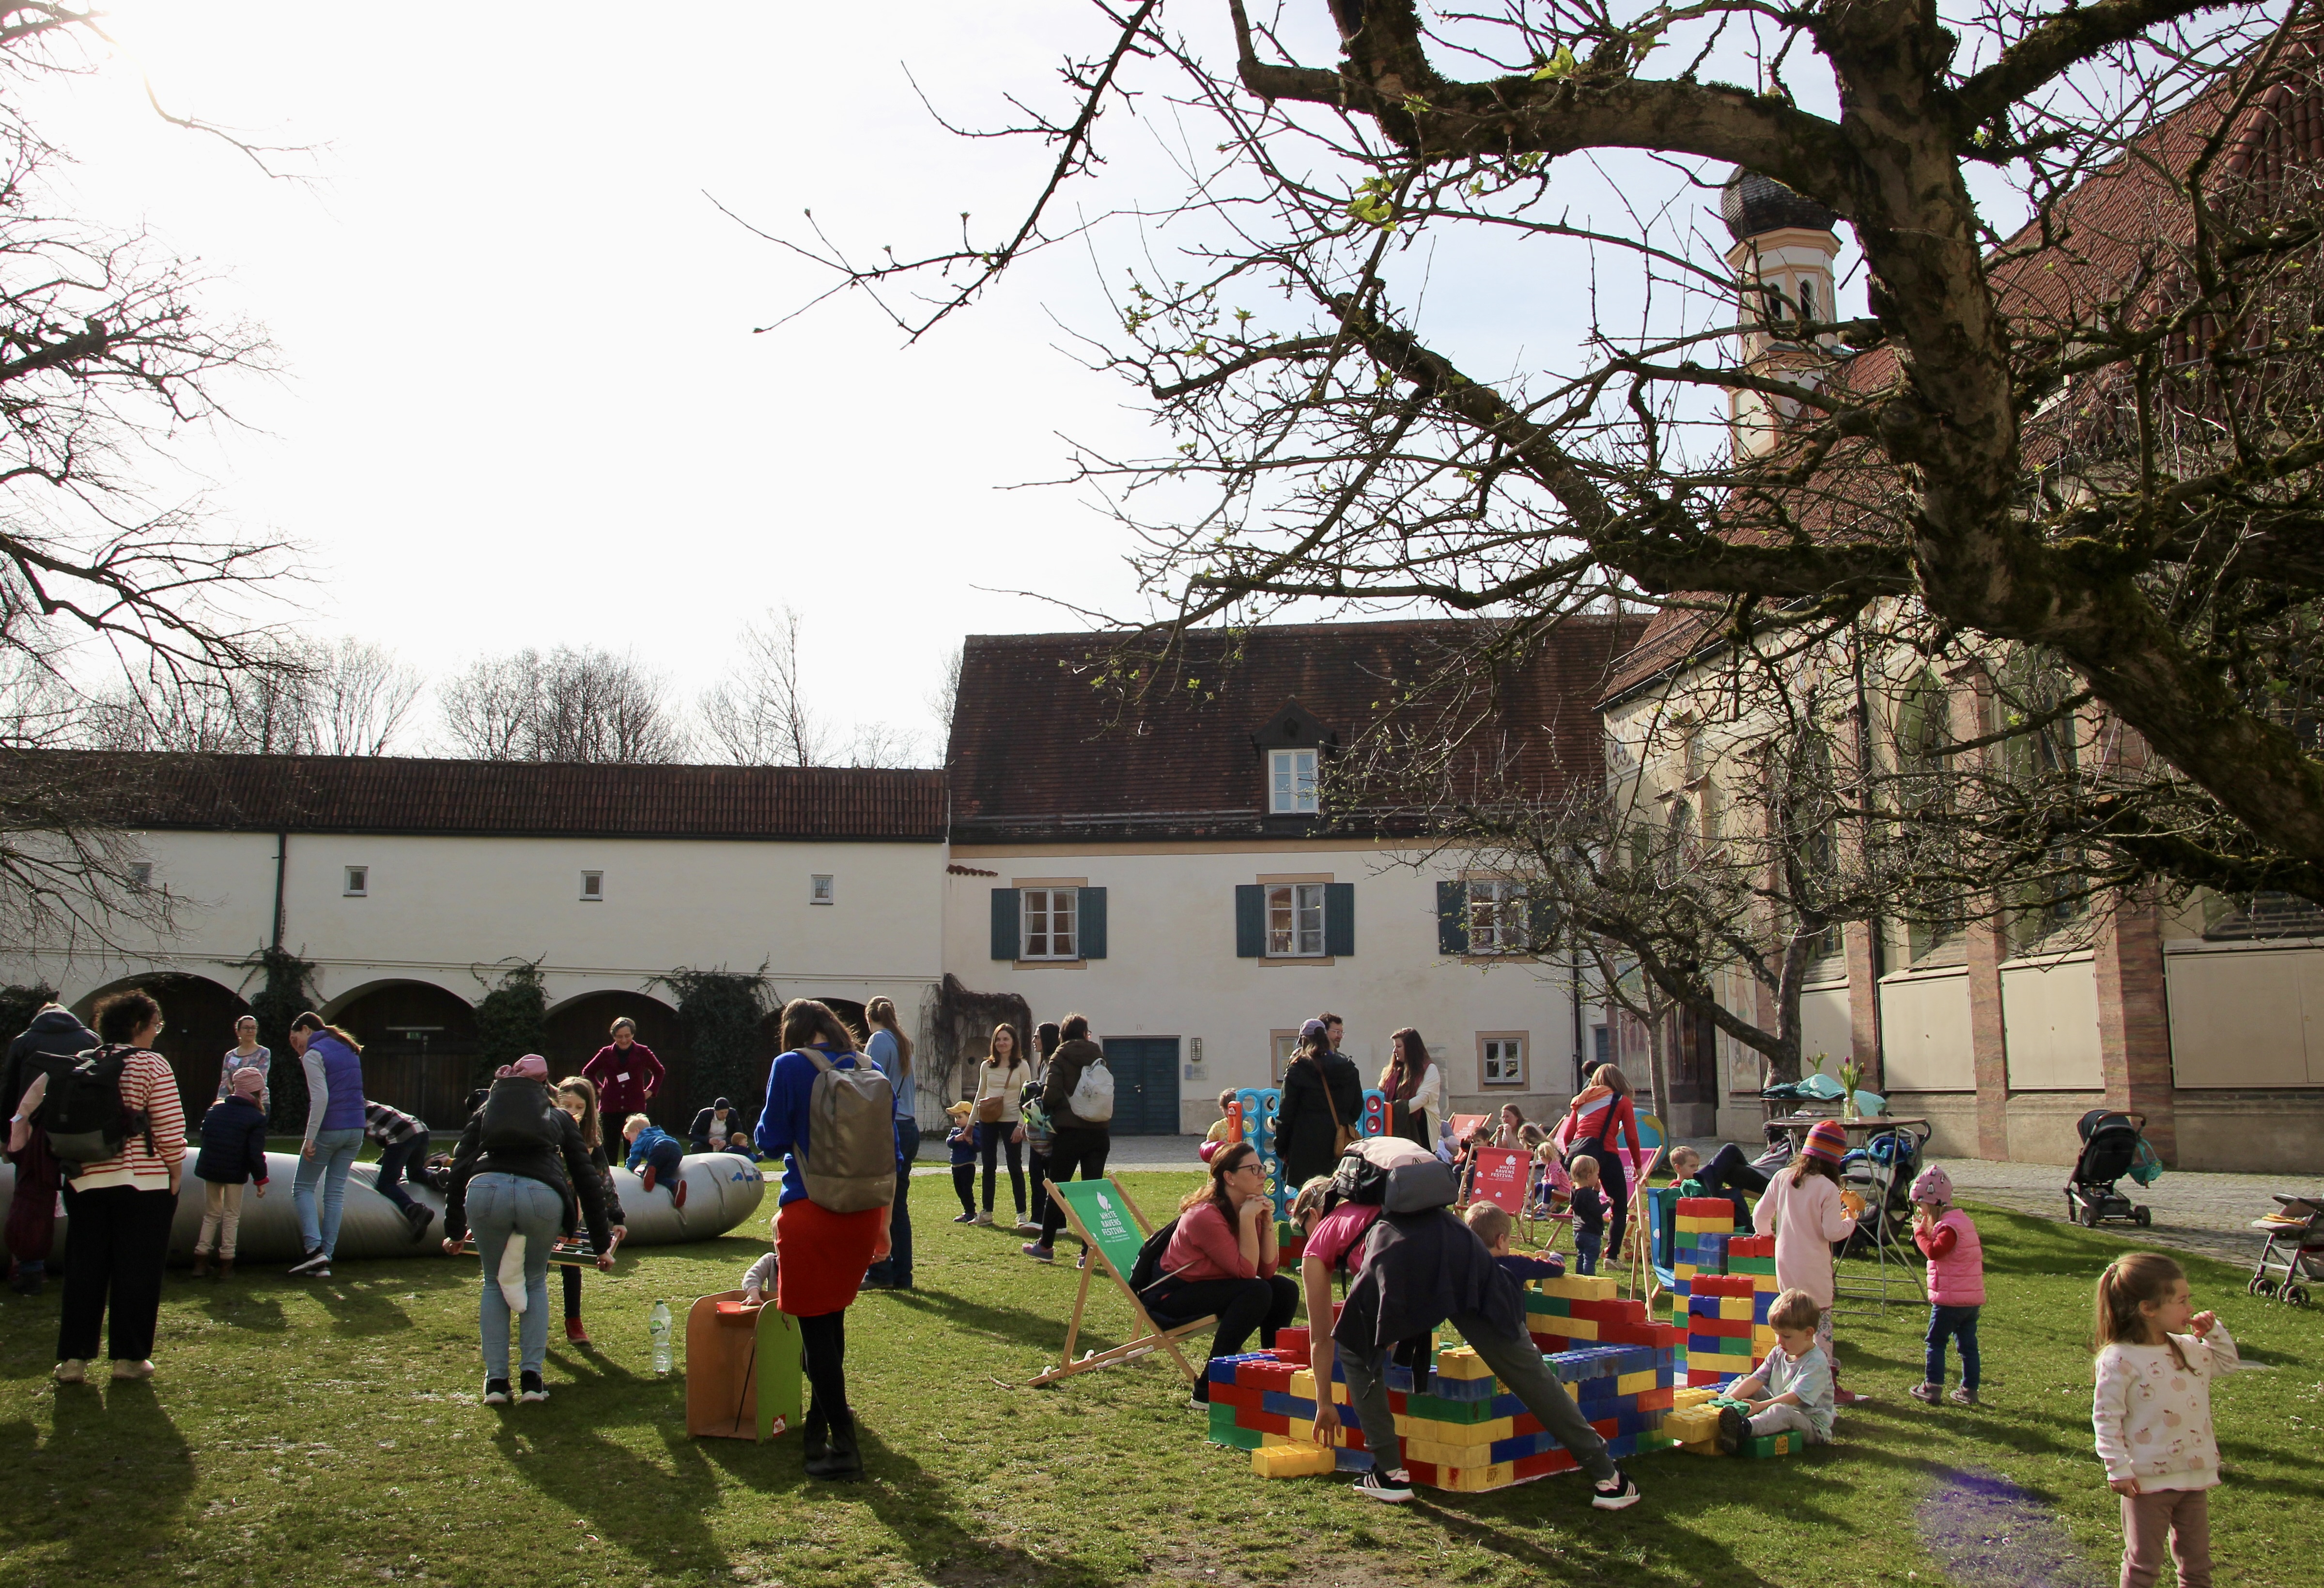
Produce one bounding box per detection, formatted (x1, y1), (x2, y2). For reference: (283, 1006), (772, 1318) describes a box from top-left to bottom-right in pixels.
(68, 1050), (187, 1192)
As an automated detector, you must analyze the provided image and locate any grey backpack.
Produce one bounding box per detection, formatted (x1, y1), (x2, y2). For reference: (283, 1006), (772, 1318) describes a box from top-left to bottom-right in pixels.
(798, 1049), (898, 1213)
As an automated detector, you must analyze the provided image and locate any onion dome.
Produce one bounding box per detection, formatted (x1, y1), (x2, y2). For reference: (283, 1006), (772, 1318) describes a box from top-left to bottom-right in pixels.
(1720, 168), (1837, 241)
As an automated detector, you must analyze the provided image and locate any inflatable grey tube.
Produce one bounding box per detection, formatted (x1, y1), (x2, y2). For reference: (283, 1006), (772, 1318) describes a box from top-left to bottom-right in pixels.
(0, 1151), (765, 1265)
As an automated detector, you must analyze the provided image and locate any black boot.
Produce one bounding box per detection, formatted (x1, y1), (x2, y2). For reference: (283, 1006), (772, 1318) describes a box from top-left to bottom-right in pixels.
(810, 1409), (861, 1480)
(802, 1401), (831, 1471)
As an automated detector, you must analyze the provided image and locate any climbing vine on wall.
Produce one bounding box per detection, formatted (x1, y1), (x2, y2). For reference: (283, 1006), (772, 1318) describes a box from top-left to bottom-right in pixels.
(656, 965), (773, 1123)
(472, 958), (548, 1085)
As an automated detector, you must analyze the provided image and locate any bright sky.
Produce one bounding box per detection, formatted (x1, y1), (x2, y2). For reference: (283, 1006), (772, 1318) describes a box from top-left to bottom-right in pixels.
(23, 3), (1868, 759)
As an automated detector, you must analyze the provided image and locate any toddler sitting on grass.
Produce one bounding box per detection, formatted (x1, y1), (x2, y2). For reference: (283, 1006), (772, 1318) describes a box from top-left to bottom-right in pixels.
(1717, 1287), (1837, 1452)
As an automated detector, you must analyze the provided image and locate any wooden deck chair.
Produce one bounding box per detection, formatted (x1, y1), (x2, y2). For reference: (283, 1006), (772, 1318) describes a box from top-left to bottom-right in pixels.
(1028, 1177), (1218, 1389)
(684, 1291), (802, 1442)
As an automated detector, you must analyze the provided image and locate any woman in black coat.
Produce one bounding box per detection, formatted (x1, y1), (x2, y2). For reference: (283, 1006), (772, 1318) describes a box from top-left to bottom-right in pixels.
(1272, 1018), (1363, 1188)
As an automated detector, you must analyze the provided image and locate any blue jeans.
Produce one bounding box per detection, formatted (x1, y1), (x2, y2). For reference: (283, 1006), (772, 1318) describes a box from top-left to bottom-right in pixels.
(294, 1128), (365, 1257)
(867, 1117), (920, 1287)
(1575, 1228), (1602, 1275)
(1925, 1304), (1981, 1388)
(373, 1136), (429, 1213)
(468, 1172), (561, 1379)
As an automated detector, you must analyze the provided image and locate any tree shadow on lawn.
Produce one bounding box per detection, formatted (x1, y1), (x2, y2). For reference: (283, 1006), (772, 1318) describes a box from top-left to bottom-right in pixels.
(694, 1419), (1115, 1588)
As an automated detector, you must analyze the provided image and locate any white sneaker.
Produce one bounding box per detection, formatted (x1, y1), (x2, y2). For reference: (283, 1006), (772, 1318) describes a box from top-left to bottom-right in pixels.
(1591, 1471), (1642, 1510)
(973, 1211), (994, 1226)
(1353, 1469), (1412, 1502)
(1014, 1217), (1039, 1232)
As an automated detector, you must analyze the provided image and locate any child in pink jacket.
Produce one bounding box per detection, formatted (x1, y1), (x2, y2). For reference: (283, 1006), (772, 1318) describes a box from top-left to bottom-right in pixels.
(1907, 1163), (1984, 1406)
(1752, 1120), (1865, 1402)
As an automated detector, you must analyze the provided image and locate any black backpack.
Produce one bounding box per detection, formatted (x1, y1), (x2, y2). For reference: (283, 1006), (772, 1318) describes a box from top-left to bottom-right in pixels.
(1127, 1216), (1180, 1302)
(479, 1079), (560, 1156)
(43, 1045), (154, 1167)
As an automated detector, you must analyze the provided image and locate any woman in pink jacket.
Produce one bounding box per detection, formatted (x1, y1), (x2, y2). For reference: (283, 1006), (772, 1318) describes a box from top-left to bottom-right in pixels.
(1751, 1120), (1866, 1404)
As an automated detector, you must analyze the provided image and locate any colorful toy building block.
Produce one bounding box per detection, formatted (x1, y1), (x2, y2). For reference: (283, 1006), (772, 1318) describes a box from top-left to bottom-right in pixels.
(1252, 1443), (1336, 1477)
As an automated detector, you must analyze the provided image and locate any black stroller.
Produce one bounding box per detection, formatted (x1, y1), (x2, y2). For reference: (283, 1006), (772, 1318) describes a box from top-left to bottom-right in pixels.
(2064, 1109), (2153, 1228)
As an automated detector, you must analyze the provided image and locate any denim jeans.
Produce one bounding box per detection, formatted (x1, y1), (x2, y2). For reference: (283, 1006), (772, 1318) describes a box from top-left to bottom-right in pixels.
(294, 1127), (365, 1257)
(1341, 1311), (1617, 1484)
(866, 1117), (920, 1287)
(1925, 1303), (1981, 1388)
(372, 1136), (429, 1213)
(1574, 1228), (1602, 1275)
(468, 1172), (561, 1379)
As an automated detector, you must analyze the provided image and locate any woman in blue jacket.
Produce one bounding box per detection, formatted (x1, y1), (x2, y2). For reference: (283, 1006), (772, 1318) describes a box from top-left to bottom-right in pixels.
(756, 998), (892, 1481)
(288, 1012), (368, 1278)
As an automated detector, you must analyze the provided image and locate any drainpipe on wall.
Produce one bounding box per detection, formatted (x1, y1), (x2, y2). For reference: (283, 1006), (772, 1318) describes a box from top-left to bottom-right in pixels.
(271, 830), (288, 951)
(1571, 946), (1587, 1094)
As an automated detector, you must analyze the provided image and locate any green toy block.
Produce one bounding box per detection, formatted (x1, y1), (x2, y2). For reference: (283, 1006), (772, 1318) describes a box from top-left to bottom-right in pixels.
(1207, 1404), (1264, 1450)
(1741, 1430), (1800, 1459)
(1405, 1392), (1503, 1424)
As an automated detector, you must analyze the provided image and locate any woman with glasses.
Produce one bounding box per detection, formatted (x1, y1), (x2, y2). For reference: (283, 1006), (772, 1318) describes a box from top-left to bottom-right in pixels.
(1147, 1141), (1298, 1403)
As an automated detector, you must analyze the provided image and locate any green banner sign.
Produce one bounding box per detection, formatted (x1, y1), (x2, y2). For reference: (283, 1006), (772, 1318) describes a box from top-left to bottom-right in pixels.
(1051, 1178), (1147, 1280)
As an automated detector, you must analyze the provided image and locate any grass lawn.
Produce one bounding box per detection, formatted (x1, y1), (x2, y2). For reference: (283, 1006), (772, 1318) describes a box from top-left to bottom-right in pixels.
(0, 1171), (2318, 1588)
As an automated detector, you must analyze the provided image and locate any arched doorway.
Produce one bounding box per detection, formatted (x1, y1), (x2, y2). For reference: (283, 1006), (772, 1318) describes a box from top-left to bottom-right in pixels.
(543, 990), (685, 1128)
(72, 972), (251, 1121)
(327, 980), (480, 1127)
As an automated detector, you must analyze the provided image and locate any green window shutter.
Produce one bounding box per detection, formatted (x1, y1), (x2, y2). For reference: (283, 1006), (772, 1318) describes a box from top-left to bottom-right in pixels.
(1235, 885), (1265, 958)
(1436, 879), (1470, 955)
(1080, 887), (1107, 959)
(1325, 882), (1356, 957)
(991, 888), (1020, 960)
(1523, 885), (1560, 953)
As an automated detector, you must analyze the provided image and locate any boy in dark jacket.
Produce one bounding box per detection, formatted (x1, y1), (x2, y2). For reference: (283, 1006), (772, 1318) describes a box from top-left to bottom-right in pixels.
(193, 1067), (270, 1278)
(364, 1100), (434, 1239)
(621, 1114), (687, 1209)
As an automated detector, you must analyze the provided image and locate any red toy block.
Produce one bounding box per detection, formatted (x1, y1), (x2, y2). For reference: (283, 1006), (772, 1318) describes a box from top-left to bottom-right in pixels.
(1272, 1325), (1311, 1362)
(1726, 1235), (1775, 1258)
(1210, 1381), (1263, 1412)
(1691, 1275), (1757, 1298)
(1636, 1386), (1675, 1412)
(1511, 1447), (1581, 1479)
(1240, 1360), (1299, 1391)
(1243, 1409), (1294, 1436)
(1678, 1198), (1737, 1218)
(1696, 1315), (1755, 1340)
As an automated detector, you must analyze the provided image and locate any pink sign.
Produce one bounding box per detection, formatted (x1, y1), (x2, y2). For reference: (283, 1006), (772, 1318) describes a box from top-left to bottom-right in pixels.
(1471, 1147), (1529, 1215)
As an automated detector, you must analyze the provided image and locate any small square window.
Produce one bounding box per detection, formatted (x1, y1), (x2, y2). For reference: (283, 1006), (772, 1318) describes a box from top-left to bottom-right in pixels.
(1265, 882), (1326, 957)
(580, 871), (604, 901)
(810, 874), (835, 905)
(1268, 748), (1318, 815)
(1480, 1035), (1526, 1088)
(343, 865), (369, 897)
(1020, 887), (1078, 959)
(127, 861), (154, 891)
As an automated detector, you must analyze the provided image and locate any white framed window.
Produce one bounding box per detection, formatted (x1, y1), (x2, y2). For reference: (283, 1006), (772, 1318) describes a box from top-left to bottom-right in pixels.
(127, 861), (154, 891)
(1268, 748), (1318, 814)
(1021, 887), (1079, 960)
(1480, 1034), (1526, 1088)
(810, 874), (834, 905)
(343, 865), (369, 897)
(1270, 1030), (1300, 1081)
(1467, 879), (1529, 954)
(580, 870), (604, 902)
(1266, 882), (1326, 957)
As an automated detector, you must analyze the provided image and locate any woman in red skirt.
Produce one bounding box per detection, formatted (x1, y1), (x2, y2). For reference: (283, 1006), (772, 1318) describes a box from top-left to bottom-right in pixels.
(753, 998), (892, 1480)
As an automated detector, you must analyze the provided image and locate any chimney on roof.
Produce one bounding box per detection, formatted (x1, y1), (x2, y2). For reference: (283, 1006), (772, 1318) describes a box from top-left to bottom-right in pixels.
(1720, 168), (1843, 458)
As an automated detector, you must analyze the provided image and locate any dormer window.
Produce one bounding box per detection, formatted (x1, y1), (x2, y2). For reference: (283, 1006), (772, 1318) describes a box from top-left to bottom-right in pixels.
(1269, 748), (1317, 814)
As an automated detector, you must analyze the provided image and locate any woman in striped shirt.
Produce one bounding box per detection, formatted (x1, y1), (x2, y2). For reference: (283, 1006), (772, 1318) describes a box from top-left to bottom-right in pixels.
(55, 989), (185, 1384)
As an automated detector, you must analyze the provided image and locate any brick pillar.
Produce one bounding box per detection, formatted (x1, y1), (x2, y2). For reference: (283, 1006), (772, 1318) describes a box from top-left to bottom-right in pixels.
(2095, 891), (2177, 1164)
(1965, 904), (2011, 1161)
(1844, 920), (1882, 1089)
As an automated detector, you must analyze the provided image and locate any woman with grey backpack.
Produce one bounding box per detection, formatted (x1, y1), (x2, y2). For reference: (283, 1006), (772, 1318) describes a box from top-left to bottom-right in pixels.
(1022, 1012), (1110, 1263)
(753, 998), (897, 1481)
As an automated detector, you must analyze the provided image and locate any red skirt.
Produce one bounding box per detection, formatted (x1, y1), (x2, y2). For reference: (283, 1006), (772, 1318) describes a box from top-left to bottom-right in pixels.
(774, 1197), (888, 1317)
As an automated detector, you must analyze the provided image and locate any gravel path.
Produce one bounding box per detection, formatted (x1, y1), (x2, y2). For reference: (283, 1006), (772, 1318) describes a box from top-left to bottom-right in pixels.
(1940, 1156), (2316, 1268)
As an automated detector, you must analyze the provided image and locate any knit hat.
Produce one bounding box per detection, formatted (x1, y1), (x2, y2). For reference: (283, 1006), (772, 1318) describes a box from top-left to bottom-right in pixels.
(1802, 1119), (1848, 1165)
(497, 1055), (549, 1081)
(1910, 1163), (1954, 1205)
(1298, 1018), (1329, 1042)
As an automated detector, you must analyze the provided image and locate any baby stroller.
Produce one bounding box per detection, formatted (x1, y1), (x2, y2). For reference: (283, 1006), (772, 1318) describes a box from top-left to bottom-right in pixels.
(2064, 1109), (2153, 1228)
(1839, 1123), (1928, 1259)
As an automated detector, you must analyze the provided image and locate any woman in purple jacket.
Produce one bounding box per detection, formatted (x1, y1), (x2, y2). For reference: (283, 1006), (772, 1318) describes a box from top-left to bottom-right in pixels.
(288, 1012), (368, 1278)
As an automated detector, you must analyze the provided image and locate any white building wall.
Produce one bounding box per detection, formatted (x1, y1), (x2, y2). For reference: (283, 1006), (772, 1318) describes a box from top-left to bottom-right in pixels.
(944, 842), (1586, 1134)
(10, 827), (945, 1018)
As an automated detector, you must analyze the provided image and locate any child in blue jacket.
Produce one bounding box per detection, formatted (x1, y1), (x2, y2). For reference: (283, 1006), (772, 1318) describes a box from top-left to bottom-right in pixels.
(192, 1066), (270, 1277)
(621, 1114), (687, 1209)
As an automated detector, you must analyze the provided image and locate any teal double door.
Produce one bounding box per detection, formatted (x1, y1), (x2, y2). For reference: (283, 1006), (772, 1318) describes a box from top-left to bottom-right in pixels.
(1098, 1036), (1182, 1136)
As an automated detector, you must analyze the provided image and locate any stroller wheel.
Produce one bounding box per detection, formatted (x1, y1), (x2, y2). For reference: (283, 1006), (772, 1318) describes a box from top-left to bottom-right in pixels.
(2288, 1284), (2312, 1308)
(2249, 1274), (2268, 1295)
(2133, 1207), (2151, 1228)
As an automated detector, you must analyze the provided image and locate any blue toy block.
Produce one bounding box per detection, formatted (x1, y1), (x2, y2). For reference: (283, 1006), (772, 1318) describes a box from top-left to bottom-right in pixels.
(1334, 1446), (1375, 1472)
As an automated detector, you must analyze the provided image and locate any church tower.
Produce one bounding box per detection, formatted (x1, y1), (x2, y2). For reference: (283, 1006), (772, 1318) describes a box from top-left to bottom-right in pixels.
(1720, 169), (1842, 458)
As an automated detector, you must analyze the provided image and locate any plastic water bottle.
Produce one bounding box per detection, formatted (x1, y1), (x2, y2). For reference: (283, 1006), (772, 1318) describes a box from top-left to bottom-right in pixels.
(649, 1300), (672, 1374)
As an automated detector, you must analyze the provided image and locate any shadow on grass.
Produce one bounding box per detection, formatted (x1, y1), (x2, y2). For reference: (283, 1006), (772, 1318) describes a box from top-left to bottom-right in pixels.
(32, 1379), (196, 1581)
(187, 1281), (288, 1333)
(880, 1280), (1129, 1366)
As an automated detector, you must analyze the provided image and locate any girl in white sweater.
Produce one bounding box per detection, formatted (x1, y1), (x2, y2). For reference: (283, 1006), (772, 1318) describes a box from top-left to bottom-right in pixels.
(2093, 1252), (2238, 1588)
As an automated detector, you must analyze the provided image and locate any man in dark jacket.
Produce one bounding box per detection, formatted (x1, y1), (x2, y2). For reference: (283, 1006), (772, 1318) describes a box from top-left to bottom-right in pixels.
(1313, 1207), (1642, 1510)
(4, 1004), (97, 1294)
(1023, 1013), (1109, 1262)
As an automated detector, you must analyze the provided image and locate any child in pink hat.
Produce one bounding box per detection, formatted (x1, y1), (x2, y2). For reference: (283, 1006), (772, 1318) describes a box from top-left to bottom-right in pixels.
(1752, 1119), (1868, 1404)
(1908, 1163), (1985, 1405)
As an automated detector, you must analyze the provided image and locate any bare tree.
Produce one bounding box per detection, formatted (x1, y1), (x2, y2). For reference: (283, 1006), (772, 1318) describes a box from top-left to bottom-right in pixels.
(844, 720), (927, 768)
(306, 638), (422, 755)
(439, 646), (689, 763)
(781, 1), (2324, 904)
(699, 608), (828, 766)
(929, 642), (963, 746)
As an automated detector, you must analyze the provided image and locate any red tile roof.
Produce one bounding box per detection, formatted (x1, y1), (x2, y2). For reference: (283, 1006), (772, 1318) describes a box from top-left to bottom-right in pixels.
(947, 617), (1644, 841)
(4, 752), (947, 842)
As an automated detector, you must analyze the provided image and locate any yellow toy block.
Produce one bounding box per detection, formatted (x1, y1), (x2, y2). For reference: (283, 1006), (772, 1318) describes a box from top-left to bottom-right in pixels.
(1549, 1317), (1598, 1341)
(1252, 1444), (1337, 1478)
(1682, 1439), (1726, 1456)
(1433, 1347), (1494, 1382)
(1672, 1385), (1720, 1410)
(1438, 1462), (1516, 1493)
(1718, 1297), (1755, 1322)
(1674, 1216), (1731, 1234)
(1396, 1414), (1513, 1446)
(1661, 1403), (1724, 1445)
(1616, 1369), (1659, 1397)
(1536, 1275), (1618, 1300)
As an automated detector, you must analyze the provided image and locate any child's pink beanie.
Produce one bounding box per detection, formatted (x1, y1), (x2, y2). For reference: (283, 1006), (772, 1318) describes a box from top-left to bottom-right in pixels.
(1910, 1164), (1954, 1204)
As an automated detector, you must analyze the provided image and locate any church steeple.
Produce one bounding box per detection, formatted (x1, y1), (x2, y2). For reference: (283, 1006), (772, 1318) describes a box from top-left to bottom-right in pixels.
(1720, 169), (1842, 458)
